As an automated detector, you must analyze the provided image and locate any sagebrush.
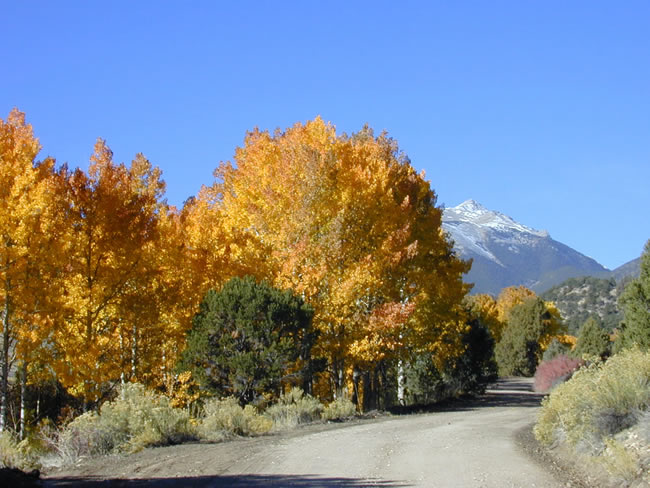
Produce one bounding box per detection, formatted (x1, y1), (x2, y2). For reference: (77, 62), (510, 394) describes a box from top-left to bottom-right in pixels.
(534, 348), (649, 484)
(264, 387), (323, 430)
(322, 396), (356, 420)
(198, 397), (272, 440)
(43, 383), (195, 463)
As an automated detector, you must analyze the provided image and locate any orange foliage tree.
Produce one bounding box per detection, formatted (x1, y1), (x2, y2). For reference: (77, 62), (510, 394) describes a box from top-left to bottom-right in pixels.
(465, 293), (502, 342)
(54, 140), (168, 403)
(496, 285), (537, 323)
(0, 110), (68, 431)
(209, 118), (470, 405)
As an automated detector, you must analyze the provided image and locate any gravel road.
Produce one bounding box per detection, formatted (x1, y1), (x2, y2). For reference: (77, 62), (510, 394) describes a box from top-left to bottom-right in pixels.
(44, 378), (566, 487)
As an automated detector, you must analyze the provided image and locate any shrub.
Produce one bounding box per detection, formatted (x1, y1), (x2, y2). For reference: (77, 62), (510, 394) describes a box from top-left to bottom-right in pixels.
(45, 383), (195, 463)
(535, 348), (649, 482)
(322, 397), (356, 421)
(0, 431), (40, 471)
(533, 355), (583, 393)
(198, 397), (272, 441)
(264, 387), (323, 430)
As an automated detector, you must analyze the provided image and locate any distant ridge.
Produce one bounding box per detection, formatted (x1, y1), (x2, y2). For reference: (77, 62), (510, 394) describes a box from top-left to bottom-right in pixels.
(609, 257), (641, 282)
(442, 200), (610, 295)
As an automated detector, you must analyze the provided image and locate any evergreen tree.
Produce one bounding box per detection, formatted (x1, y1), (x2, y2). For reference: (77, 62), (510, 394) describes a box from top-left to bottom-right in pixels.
(177, 276), (317, 405)
(495, 297), (559, 377)
(445, 316), (498, 394)
(617, 240), (650, 351)
(573, 317), (610, 359)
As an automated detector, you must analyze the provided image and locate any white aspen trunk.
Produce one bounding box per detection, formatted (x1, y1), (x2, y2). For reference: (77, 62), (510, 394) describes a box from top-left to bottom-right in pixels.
(131, 323), (137, 380)
(119, 330), (126, 387)
(19, 361), (26, 440)
(397, 359), (405, 405)
(0, 294), (10, 432)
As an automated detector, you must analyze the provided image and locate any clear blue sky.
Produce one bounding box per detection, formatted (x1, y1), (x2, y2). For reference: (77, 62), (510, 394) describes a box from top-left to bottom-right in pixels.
(2, 1), (648, 269)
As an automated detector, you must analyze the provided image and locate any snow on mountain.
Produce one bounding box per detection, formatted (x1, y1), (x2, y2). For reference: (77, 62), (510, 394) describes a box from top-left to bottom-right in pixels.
(442, 200), (609, 295)
(444, 200), (549, 239)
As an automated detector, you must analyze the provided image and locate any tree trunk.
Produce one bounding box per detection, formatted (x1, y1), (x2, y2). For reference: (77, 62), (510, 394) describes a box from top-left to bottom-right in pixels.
(397, 359), (405, 405)
(19, 361), (26, 440)
(1, 294), (10, 432)
(361, 370), (378, 412)
(131, 323), (137, 380)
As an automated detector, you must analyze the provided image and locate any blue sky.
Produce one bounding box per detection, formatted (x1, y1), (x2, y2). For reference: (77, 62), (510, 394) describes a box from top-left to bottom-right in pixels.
(2, 1), (648, 269)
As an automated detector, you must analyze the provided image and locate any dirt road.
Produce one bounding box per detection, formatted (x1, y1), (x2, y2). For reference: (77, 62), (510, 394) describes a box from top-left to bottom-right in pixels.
(45, 378), (566, 487)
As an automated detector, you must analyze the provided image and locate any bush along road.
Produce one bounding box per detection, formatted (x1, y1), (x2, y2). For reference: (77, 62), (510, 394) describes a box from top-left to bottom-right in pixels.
(44, 378), (569, 488)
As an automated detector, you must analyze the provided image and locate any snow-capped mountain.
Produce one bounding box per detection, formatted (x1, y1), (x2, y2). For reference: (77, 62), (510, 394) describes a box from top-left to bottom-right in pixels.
(442, 200), (609, 295)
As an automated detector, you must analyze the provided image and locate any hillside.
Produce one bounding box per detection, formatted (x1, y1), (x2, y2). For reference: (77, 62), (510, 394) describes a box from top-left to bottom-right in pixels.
(541, 276), (624, 335)
(610, 256), (642, 282)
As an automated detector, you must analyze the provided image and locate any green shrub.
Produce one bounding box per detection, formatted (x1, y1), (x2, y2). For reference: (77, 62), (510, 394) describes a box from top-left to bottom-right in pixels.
(535, 348), (649, 482)
(322, 396), (356, 420)
(264, 387), (323, 430)
(0, 431), (40, 471)
(47, 383), (195, 463)
(198, 397), (272, 441)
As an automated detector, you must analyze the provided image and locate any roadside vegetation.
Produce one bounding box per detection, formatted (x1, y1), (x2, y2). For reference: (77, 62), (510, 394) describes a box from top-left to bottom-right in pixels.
(534, 241), (650, 487)
(535, 348), (649, 486)
(1, 382), (356, 471)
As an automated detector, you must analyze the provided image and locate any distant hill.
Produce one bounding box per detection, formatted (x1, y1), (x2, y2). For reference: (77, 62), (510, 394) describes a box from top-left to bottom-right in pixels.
(442, 200), (610, 295)
(610, 257), (641, 282)
(541, 276), (624, 335)
(539, 256), (642, 335)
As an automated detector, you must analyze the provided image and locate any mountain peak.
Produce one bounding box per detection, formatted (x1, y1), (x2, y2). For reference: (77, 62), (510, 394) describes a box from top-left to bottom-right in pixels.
(445, 200), (548, 238)
(441, 199), (608, 294)
(457, 199), (488, 213)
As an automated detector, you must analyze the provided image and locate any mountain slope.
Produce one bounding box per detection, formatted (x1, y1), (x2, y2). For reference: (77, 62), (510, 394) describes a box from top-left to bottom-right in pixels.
(442, 200), (610, 295)
(610, 257), (641, 282)
(541, 276), (623, 334)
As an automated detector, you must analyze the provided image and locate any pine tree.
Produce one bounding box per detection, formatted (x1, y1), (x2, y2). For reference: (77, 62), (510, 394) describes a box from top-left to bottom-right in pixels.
(177, 276), (317, 405)
(495, 297), (563, 376)
(573, 317), (610, 359)
(617, 240), (650, 350)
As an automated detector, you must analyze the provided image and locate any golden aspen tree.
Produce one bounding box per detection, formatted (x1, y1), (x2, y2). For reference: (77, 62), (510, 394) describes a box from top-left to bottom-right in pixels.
(55, 140), (165, 403)
(213, 118), (471, 404)
(496, 285), (537, 323)
(0, 109), (66, 431)
(465, 294), (503, 342)
(181, 185), (269, 300)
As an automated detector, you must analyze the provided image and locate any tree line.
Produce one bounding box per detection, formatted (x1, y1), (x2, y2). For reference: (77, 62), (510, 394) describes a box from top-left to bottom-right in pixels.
(2, 109), (647, 438)
(0, 111), (476, 434)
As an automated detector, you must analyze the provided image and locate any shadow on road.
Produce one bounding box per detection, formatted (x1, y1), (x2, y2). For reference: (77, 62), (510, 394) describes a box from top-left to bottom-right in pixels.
(46, 474), (412, 487)
(389, 377), (544, 415)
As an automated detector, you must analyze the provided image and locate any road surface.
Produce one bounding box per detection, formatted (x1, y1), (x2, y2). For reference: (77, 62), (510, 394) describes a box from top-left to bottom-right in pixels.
(45, 378), (566, 487)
